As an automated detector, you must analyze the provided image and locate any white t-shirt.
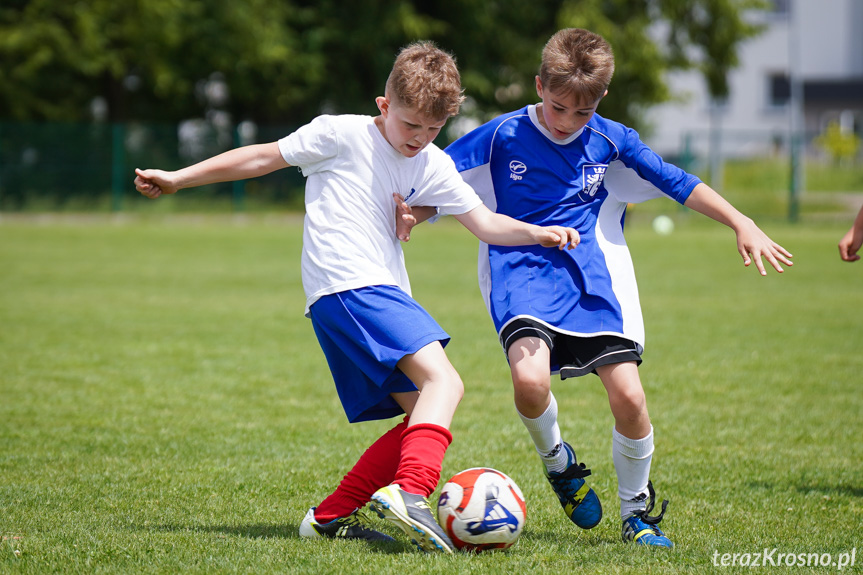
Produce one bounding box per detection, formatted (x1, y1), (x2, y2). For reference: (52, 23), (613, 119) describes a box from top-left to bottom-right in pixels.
(278, 114), (483, 314)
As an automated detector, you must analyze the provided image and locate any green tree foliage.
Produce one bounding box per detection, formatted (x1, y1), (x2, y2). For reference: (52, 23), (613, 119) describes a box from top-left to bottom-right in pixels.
(0, 0), (766, 132)
(0, 0), (320, 122)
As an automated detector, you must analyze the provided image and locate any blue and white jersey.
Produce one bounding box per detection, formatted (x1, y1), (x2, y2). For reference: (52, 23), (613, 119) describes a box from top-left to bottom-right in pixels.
(445, 105), (700, 349)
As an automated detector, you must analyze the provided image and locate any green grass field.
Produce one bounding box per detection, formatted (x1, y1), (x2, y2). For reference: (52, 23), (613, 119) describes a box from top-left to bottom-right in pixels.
(1, 213), (860, 574)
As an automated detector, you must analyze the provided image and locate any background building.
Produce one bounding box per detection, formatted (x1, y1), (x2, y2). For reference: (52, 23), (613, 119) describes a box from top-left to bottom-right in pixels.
(644, 0), (863, 163)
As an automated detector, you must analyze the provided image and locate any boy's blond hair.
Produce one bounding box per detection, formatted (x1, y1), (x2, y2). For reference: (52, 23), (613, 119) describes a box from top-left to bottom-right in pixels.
(386, 41), (465, 121)
(540, 28), (615, 104)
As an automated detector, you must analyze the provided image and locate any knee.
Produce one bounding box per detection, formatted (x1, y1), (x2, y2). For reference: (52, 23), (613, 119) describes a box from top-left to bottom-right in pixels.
(512, 371), (551, 410)
(441, 365), (464, 402)
(610, 386), (647, 422)
(451, 373), (465, 403)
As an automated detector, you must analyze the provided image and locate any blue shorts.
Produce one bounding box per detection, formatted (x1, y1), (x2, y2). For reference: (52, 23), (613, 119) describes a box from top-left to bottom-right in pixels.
(309, 285), (450, 423)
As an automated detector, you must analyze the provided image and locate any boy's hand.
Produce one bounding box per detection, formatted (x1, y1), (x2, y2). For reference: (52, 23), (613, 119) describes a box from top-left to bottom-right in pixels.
(393, 193), (418, 242)
(134, 168), (179, 199)
(538, 226), (580, 250)
(838, 225), (863, 262)
(735, 219), (793, 275)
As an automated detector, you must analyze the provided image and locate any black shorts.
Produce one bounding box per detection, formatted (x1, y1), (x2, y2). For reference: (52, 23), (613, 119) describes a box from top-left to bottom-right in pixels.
(500, 317), (643, 379)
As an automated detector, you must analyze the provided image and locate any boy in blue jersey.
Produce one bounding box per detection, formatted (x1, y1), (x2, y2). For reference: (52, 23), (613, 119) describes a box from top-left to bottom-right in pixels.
(401, 28), (792, 547)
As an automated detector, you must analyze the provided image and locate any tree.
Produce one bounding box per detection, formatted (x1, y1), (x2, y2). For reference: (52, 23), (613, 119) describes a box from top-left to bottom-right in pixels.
(0, 0), (319, 122)
(427, 0), (768, 132)
(0, 0), (766, 133)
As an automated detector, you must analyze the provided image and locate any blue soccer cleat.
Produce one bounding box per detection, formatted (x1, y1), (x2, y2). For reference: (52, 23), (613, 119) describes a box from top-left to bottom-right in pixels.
(545, 442), (602, 529)
(621, 481), (673, 548)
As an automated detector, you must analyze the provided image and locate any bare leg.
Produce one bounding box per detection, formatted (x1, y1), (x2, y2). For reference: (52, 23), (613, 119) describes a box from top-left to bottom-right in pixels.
(597, 361), (656, 521)
(394, 341), (463, 428)
(370, 341), (462, 552)
(596, 361), (650, 439)
(507, 336), (553, 418)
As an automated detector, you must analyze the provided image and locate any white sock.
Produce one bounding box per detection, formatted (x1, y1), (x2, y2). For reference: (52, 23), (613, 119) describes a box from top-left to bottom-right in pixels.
(613, 425), (654, 519)
(517, 393), (568, 473)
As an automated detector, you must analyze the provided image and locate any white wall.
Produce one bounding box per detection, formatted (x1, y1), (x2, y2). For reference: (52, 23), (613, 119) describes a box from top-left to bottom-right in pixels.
(641, 0), (861, 158)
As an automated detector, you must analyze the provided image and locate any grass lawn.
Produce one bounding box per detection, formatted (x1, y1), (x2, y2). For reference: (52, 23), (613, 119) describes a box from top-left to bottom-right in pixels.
(1, 212), (860, 574)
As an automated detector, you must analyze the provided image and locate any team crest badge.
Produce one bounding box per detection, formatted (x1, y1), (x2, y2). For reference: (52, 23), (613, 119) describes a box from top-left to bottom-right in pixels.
(580, 164), (608, 199)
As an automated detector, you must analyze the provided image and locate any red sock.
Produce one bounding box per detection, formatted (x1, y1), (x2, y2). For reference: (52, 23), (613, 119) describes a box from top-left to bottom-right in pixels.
(392, 423), (453, 498)
(314, 417), (408, 522)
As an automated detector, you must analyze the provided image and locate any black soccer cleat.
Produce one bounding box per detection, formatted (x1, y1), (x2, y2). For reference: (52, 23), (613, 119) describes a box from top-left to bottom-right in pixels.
(299, 506), (395, 542)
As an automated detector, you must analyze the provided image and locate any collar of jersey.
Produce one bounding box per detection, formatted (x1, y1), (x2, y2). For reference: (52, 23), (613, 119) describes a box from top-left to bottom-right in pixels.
(528, 105), (584, 145)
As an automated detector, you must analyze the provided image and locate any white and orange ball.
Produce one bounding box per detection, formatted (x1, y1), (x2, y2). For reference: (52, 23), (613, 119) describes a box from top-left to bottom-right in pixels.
(437, 467), (526, 552)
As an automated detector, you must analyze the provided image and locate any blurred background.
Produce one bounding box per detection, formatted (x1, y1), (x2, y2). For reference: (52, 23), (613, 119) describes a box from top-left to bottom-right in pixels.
(0, 0), (860, 218)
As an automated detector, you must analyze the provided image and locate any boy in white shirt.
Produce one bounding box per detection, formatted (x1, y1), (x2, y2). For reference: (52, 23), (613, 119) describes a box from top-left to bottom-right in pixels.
(134, 41), (578, 553)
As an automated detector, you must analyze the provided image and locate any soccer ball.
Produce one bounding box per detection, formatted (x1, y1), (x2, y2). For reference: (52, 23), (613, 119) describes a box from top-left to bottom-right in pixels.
(652, 214), (675, 235)
(437, 467), (526, 552)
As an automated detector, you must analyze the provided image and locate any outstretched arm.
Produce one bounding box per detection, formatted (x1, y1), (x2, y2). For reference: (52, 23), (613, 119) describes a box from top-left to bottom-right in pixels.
(838, 205), (863, 262)
(683, 182), (793, 275)
(135, 142), (288, 199)
(452, 203), (579, 249)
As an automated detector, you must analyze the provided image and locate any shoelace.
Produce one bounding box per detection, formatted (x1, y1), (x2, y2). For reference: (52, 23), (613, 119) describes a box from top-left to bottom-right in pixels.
(632, 480), (669, 526)
(548, 461), (592, 494)
(344, 509), (375, 530)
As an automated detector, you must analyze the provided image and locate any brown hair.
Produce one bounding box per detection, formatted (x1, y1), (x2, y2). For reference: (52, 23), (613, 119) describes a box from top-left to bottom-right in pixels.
(386, 41), (465, 121)
(539, 28), (615, 104)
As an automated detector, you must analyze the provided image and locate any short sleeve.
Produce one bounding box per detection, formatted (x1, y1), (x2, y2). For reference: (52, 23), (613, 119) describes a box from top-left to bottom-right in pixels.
(411, 148), (483, 216)
(612, 125), (700, 205)
(278, 115), (339, 175)
(603, 161), (666, 204)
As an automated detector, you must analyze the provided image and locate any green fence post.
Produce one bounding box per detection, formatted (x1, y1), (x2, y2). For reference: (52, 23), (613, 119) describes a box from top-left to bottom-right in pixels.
(708, 102), (723, 193)
(680, 132), (694, 173)
(111, 123), (126, 212)
(788, 3), (803, 223)
(679, 132), (694, 213)
(232, 125), (245, 212)
(789, 130), (802, 223)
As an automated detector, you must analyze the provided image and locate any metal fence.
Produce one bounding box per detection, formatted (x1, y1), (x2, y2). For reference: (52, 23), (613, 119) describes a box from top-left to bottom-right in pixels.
(2, 121), (858, 216)
(0, 121), (307, 211)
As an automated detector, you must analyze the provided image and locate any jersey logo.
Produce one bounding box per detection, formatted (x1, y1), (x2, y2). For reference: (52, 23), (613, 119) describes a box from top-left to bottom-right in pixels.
(580, 164), (608, 199)
(509, 160), (527, 181)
